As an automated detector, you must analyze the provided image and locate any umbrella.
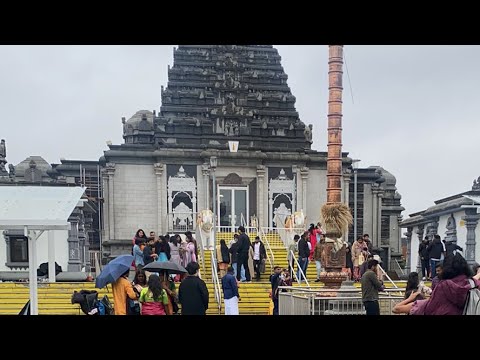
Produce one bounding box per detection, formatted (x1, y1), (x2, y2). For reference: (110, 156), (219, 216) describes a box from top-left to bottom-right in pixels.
(142, 261), (187, 274)
(95, 254), (134, 289)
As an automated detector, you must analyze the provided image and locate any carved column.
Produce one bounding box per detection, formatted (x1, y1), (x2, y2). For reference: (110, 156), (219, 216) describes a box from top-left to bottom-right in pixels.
(101, 168), (110, 242)
(84, 212), (93, 273)
(377, 189), (384, 247)
(343, 168), (351, 205)
(256, 165), (266, 228)
(405, 226), (413, 274)
(371, 185), (379, 246)
(67, 208), (81, 272)
(154, 163), (164, 233)
(202, 164), (210, 210)
(78, 211), (86, 270)
(416, 224), (425, 274)
(300, 166), (309, 216)
(463, 209), (480, 266)
(105, 163), (116, 241)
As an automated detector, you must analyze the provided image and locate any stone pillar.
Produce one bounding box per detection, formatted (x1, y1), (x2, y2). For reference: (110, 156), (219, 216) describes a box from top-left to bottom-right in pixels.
(67, 208), (81, 272)
(377, 190), (384, 247)
(256, 165), (266, 228)
(463, 209), (480, 266)
(84, 212), (93, 273)
(343, 168), (351, 205)
(300, 166), (309, 217)
(202, 164), (210, 210)
(101, 169), (110, 242)
(416, 224), (425, 273)
(78, 212), (86, 270)
(154, 163), (165, 233)
(371, 185), (379, 246)
(404, 227), (413, 274)
(105, 163), (116, 241)
(343, 168), (351, 240)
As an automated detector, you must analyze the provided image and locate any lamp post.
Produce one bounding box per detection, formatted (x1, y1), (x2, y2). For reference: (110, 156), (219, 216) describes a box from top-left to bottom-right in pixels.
(352, 159), (360, 241)
(210, 156), (217, 248)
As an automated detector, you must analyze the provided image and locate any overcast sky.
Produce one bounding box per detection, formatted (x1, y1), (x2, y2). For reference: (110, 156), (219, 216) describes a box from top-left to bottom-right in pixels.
(1, 45), (479, 218)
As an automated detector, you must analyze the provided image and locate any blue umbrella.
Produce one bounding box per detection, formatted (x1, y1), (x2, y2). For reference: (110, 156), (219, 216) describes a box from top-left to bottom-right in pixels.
(95, 254), (134, 289)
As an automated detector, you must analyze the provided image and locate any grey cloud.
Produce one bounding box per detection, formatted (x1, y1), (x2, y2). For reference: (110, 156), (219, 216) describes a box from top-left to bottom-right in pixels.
(1, 45), (479, 217)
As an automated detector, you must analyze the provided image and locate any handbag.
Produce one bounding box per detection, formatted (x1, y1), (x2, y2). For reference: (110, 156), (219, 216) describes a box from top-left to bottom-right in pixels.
(358, 253), (365, 266)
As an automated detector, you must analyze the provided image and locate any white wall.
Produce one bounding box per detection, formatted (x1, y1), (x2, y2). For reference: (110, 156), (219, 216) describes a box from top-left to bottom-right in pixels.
(410, 225), (420, 273)
(113, 163), (157, 240)
(306, 168), (327, 225)
(0, 229), (69, 272)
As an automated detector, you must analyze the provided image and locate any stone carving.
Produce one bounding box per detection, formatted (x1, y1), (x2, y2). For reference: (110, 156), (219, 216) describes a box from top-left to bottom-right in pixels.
(0, 139), (5, 159)
(8, 164), (15, 179)
(224, 120), (239, 137)
(0, 162), (6, 174)
(24, 160), (42, 182)
(121, 117), (126, 135)
(304, 124), (313, 143)
(223, 173), (243, 185)
(473, 177), (480, 191)
(445, 214), (458, 243)
(173, 202), (193, 226)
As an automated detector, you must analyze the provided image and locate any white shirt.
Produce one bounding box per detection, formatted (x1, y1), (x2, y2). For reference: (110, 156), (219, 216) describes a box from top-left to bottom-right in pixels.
(254, 242), (261, 260)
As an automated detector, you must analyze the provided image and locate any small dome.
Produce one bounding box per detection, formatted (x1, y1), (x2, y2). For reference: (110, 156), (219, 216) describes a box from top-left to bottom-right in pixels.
(14, 156), (51, 176)
(125, 110), (154, 134)
(369, 166), (396, 189)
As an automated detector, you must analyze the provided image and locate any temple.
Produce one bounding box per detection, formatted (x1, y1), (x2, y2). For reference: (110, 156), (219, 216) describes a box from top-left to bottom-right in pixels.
(0, 45), (405, 277)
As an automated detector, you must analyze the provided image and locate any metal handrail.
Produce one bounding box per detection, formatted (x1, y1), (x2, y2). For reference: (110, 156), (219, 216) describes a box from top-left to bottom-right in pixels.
(195, 227), (206, 279)
(394, 258), (406, 276)
(258, 226), (274, 274)
(290, 249), (310, 287)
(210, 249), (222, 314)
(377, 264), (399, 289)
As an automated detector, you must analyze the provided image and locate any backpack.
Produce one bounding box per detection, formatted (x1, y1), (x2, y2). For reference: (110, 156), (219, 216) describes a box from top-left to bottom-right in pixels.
(71, 290), (99, 315)
(97, 295), (114, 315)
(463, 279), (480, 315)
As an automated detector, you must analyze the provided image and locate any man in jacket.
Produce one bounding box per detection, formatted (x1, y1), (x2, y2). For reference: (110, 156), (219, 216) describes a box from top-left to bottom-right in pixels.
(360, 259), (385, 315)
(252, 236), (267, 281)
(221, 266), (240, 315)
(427, 235), (446, 278)
(235, 226), (252, 282)
(178, 262), (209, 315)
(297, 232), (310, 283)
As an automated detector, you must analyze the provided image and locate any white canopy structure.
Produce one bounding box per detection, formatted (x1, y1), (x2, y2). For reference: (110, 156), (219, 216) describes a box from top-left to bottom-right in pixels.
(0, 186), (86, 315)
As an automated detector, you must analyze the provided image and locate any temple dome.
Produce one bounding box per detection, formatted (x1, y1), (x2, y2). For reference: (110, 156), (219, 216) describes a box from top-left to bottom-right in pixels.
(125, 110), (154, 133)
(14, 156), (51, 176)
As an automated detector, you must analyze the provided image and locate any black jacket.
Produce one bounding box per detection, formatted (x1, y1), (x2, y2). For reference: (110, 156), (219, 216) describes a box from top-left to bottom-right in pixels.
(229, 242), (239, 263)
(445, 242), (463, 256)
(178, 275), (209, 315)
(251, 241), (267, 260)
(236, 233), (251, 254)
(298, 238), (310, 258)
(427, 240), (445, 260)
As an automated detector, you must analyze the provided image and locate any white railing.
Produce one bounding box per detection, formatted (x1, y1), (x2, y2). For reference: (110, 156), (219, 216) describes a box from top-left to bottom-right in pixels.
(290, 249), (310, 287)
(166, 212), (197, 233)
(278, 287), (404, 315)
(89, 250), (101, 275)
(195, 227), (206, 279)
(210, 249), (222, 314)
(258, 226), (274, 274)
(261, 227), (306, 248)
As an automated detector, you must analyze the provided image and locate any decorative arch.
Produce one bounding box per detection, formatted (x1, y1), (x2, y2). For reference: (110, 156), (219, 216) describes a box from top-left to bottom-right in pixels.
(167, 166), (197, 230)
(268, 168), (296, 228)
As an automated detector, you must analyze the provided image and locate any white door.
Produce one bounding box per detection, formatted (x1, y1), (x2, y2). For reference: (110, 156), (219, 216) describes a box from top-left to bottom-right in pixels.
(218, 186), (249, 232)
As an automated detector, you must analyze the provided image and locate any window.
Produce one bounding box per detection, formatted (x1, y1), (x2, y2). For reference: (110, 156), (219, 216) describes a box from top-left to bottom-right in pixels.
(3, 231), (29, 268)
(10, 236), (28, 263)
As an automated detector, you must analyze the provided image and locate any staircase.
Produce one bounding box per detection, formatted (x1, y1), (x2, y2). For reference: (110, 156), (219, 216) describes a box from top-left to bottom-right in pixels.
(0, 231), (408, 315)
